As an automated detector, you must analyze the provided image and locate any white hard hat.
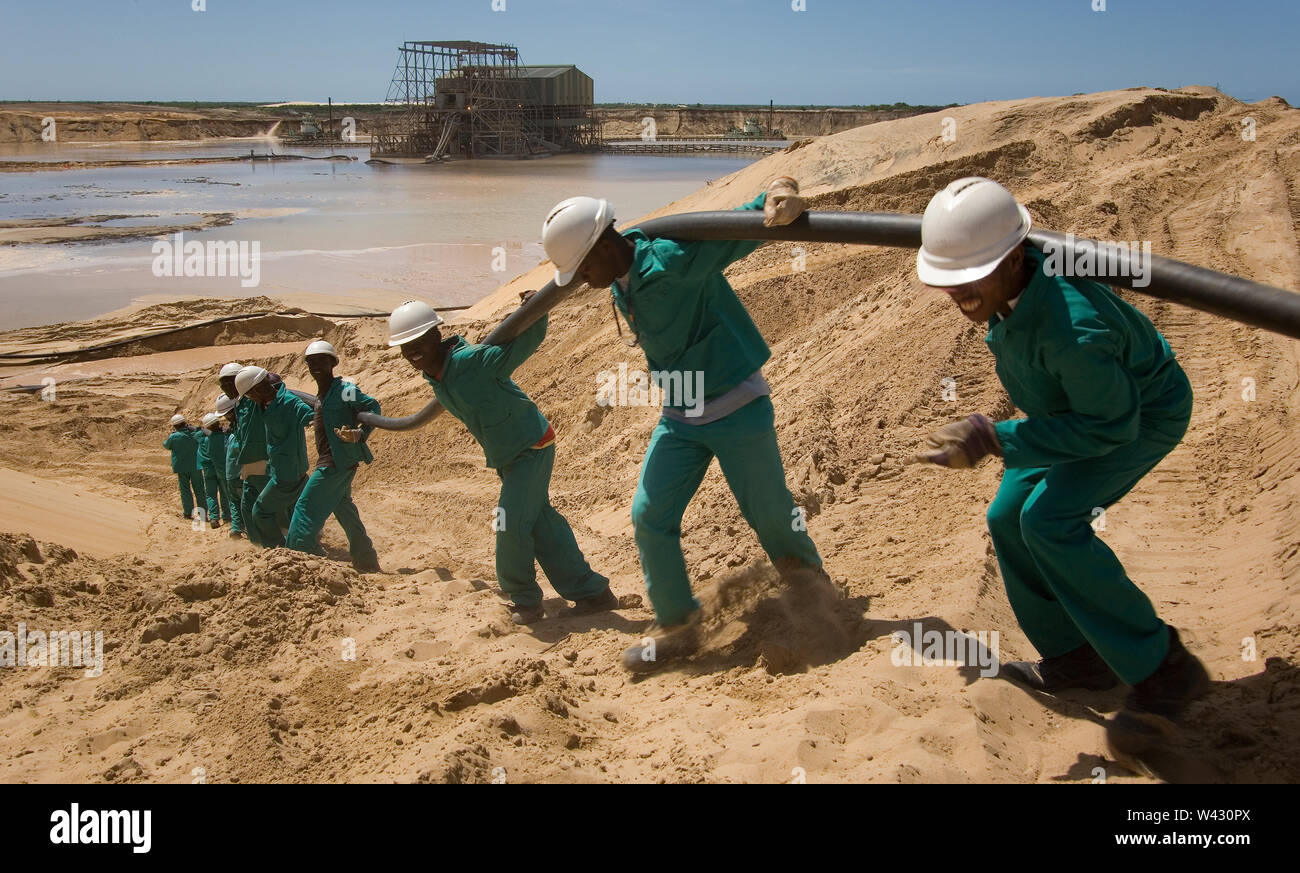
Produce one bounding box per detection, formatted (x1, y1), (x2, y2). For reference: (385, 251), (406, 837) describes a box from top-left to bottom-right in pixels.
(201, 412), (221, 429)
(387, 300), (443, 347)
(916, 177), (1032, 287)
(215, 394), (238, 415)
(234, 365), (269, 397)
(219, 362), (244, 379)
(305, 339), (339, 362)
(170, 414), (186, 426)
(542, 196), (614, 286)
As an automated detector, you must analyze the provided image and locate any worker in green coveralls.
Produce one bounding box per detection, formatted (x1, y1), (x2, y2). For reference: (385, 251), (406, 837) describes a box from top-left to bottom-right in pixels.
(235, 365), (315, 549)
(163, 413), (207, 521)
(908, 176), (1210, 770)
(197, 410), (232, 530)
(541, 178), (826, 672)
(285, 340), (381, 572)
(387, 298), (614, 625)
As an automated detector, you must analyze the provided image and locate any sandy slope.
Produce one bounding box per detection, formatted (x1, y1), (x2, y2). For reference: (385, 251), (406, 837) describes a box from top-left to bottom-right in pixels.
(0, 103), (277, 144)
(1, 86), (1298, 784)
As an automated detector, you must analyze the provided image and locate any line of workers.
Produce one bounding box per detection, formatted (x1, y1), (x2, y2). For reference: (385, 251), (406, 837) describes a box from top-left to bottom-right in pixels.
(162, 177), (1210, 764)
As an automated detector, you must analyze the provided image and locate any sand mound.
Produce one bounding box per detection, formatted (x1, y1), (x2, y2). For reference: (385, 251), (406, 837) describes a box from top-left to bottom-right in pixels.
(0, 296), (343, 364)
(2, 86), (1299, 782)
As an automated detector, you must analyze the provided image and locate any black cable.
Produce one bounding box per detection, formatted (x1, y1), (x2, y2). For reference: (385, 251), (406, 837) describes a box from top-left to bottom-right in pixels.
(356, 209), (1300, 431)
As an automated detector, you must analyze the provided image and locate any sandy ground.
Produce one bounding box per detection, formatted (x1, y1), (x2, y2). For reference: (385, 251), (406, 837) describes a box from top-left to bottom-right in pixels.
(0, 154), (354, 176)
(1, 86), (1298, 784)
(0, 213), (235, 245)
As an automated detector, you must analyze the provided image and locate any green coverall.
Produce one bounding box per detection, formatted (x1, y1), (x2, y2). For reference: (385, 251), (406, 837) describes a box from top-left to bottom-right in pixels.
(197, 427), (233, 525)
(235, 394), (271, 544)
(163, 427), (207, 519)
(984, 246), (1193, 684)
(286, 378), (380, 565)
(223, 420), (245, 535)
(249, 383), (315, 549)
(614, 191), (821, 625)
(423, 314), (608, 609)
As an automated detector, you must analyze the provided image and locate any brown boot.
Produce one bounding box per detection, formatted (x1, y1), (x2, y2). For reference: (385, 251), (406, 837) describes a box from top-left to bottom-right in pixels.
(1105, 626), (1211, 773)
(563, 586), (618, 617)
(622, 609), (702, 674)
(1000, 642), (1119, 692)
(1123, 626), (1211, 722)
(509, 604), (545, 625)
(773, 557), (833, 589)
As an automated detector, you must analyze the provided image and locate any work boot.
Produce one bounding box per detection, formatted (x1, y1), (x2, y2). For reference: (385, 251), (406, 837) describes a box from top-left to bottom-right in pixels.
(509, 603), (546, 625)
(1120, 626), (1211, 722)
(774, 557), (832, 588)
(623, 609), (703, 674)
(1105, 627), (1211, 775)
(564, 586), (618, 617)
(210, 519), (221, 529)
(352, 556), (381, 574)
(1000, 642), (1119, 692)
(229, 530), (245, 539)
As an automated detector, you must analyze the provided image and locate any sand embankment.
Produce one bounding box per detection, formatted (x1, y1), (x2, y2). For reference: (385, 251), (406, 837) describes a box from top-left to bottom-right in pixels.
(0, 103), (285, 144)
(598, 106), (947, 139)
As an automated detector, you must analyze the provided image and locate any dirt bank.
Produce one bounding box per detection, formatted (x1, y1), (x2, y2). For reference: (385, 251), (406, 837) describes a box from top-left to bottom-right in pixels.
(598, 106), (947, 139)
(0, 103), (282, 144)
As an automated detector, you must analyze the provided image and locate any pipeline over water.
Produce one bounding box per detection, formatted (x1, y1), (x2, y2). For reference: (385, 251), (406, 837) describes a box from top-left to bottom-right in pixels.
(355, 210), (1300, 432)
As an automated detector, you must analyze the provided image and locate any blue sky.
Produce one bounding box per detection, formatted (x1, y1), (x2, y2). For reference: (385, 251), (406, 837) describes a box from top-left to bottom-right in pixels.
(3, 0), (1296, 105)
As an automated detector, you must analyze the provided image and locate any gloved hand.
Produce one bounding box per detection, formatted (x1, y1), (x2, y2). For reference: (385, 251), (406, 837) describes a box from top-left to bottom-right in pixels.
(907, 414), (1003, 469)
(519, 289), (537, 304)
(763, 176), (805, 227)
(335, 426), (364, 444)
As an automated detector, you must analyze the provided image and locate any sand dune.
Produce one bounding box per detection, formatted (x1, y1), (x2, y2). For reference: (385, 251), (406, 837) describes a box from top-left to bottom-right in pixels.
(1, 86), (1297, 783)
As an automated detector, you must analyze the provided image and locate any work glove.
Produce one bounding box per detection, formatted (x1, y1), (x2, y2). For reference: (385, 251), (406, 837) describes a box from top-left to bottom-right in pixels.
(519, 289), (538, 304)
(335, 426), (364, 444)
(907, 413), (1003, 469)
(763, 176), (805, 227)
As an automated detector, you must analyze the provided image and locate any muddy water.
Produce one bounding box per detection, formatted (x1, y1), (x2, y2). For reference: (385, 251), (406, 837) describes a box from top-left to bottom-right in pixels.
(0, 140), (757, 330)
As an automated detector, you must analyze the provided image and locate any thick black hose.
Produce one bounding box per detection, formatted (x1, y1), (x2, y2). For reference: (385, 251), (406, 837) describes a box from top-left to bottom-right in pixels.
(288, 388), (321, 408)
(637, 210), (924, 248)
(356, 210), (1300, 431)
(1027, 229), (1300, 338)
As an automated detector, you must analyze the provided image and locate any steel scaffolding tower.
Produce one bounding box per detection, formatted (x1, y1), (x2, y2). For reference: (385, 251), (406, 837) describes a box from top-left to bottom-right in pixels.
(374, 40), (597, 159)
